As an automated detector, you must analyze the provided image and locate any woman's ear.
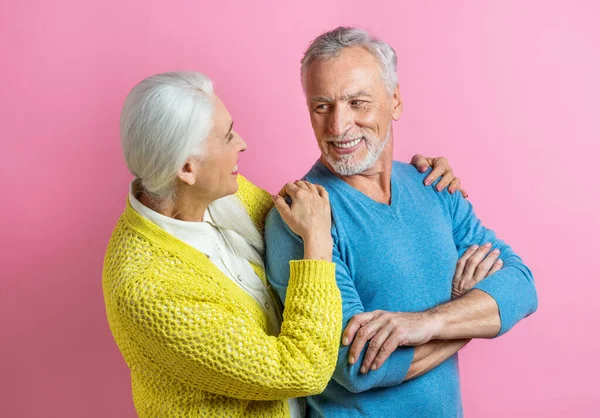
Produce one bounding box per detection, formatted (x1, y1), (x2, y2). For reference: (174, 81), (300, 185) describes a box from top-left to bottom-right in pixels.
(176, 158), (197, 186)
(392, 86), (403, 121)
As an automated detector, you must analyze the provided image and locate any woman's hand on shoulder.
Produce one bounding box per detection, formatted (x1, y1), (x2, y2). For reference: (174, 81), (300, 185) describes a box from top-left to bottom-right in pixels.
(273, 181), (333, 261)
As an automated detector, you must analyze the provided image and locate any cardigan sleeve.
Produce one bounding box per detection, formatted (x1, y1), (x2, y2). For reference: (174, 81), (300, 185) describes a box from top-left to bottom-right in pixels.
(122, 259), (342, 400)
(265, 209), (415, 393)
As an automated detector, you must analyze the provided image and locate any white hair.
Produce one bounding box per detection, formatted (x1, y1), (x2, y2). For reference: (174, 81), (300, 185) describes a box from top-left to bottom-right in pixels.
(300, 26), (398, 95)
(120, 71), (264, 267)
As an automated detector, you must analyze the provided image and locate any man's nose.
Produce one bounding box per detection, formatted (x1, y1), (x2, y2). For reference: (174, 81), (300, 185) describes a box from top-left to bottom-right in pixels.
(328, 105), (353, 137)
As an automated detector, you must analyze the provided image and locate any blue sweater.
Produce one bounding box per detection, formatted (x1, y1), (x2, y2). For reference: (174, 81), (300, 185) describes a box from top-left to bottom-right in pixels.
(265, 161), (538, 418)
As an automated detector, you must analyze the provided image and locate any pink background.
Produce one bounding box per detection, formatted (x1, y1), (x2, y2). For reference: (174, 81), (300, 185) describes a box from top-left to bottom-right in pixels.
(1, 1), (598, 417)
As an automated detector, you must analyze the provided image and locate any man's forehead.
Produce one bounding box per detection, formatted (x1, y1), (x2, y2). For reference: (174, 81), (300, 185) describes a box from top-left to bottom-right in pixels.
(306, 49), (383, 96)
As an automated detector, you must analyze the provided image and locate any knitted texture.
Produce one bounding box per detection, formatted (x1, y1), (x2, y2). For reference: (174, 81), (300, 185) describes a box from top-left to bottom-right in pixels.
(102, 175), (342, 417)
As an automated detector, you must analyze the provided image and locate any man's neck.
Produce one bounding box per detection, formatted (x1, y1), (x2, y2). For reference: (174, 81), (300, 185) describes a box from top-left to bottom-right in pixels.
(321, 141), (394, 205)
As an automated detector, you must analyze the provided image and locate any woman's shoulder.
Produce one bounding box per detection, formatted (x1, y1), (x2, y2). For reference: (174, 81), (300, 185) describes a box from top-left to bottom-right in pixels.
(235, 174), (274, 231)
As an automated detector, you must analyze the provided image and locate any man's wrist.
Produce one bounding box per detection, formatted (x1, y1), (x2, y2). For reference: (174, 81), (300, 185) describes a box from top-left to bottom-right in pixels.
(424, 308), (446, 340)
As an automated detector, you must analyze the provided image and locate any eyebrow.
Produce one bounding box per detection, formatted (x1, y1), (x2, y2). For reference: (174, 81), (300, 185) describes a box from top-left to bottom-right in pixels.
(310, 90), (373, 103)
(224, 121), (233, 139)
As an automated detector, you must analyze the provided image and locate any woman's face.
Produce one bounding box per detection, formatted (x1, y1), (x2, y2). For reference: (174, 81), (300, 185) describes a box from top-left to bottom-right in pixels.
(188, 94), (247, 201)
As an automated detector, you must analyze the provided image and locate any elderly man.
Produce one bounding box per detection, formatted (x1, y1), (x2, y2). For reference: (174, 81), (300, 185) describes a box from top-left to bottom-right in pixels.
(265, 27), (538, 417)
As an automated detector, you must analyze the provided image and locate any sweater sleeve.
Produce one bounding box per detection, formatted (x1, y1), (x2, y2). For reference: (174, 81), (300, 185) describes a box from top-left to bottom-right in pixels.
(124, 259), (341, 400)
(450, 191), (538, 335)
(265, 209), (415, 393)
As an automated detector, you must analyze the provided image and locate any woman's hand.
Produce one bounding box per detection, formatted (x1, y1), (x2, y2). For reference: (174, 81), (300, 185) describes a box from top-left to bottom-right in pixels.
(451, 243), (503, 299)
(410, 154), (468, 197)
(273, 181), (333, 261)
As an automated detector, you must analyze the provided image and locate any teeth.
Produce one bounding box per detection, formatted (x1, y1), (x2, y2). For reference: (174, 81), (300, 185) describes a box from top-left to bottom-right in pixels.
(232, 164), (238, 173)
(333, 137), (361, 149)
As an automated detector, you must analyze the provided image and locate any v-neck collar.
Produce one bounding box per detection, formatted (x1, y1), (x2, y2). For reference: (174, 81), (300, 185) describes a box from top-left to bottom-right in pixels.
(312, 160), (401, 219)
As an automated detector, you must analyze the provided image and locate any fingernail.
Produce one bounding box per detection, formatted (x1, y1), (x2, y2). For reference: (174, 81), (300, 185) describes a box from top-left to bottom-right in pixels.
(360, 367), (366, 374)
(371, 364), (378, 371)
(436, 185), (442, 191)
(425, 179), (432, 186)
(497, 259), (503, 264)
(349, 355), (355, 364)
(492, 249), (500, 254)
(470, 245), (479, 250)
(343, 337), (349, 346)
(484, 242), (492, 248)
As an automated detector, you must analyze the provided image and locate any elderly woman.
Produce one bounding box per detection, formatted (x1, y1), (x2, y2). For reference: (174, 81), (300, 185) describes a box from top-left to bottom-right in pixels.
(102, 72), (474, 417)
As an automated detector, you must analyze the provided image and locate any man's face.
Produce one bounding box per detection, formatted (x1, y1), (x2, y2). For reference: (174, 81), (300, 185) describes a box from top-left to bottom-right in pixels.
(305, 46), (402, 175)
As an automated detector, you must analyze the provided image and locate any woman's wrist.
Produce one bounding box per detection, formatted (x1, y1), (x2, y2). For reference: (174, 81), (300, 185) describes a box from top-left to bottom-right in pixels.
(303, 233), (333, 261)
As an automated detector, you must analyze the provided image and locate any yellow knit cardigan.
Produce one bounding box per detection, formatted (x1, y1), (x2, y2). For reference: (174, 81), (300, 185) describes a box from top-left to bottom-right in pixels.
(102, 175), (342, 417)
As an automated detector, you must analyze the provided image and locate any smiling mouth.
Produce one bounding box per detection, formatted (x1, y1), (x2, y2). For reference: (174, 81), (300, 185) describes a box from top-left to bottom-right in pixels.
(332, 137), (363, 149)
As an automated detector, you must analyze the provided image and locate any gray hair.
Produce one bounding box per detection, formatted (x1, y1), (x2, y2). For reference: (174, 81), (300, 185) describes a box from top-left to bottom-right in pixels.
(300, 26), (399, 95)
(121, 72), (214, 207)
(120, 71), (264, 266)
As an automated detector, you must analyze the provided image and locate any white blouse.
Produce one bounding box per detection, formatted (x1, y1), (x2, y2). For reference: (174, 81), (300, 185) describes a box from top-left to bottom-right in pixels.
(128, 186), (302, 417)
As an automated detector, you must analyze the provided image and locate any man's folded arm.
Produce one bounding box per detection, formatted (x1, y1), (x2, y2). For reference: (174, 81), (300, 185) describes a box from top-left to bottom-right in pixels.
(449, 191), (538, 336)
(265, 209), (467, 392)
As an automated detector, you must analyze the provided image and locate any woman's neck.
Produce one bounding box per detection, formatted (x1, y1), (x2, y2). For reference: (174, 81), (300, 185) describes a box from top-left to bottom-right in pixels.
(138, 189), (209, 223)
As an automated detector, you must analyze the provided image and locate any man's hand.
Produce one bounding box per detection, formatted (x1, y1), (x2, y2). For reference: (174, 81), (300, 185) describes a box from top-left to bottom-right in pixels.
(342, 310), (441, 374)
(452, 243), (503, 299)
(342, 244), (504, 375)
(410, 154), (468, 197)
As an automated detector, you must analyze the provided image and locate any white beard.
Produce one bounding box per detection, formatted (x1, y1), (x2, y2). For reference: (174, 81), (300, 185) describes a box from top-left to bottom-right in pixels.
(324, 125), (391, 176)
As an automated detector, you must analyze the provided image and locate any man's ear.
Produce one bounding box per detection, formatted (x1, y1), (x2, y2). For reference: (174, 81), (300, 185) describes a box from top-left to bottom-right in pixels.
(391, 85), (403, 121)
(176, 158), (196, 186)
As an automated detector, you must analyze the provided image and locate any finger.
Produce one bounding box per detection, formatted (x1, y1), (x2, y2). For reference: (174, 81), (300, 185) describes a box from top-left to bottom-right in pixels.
(460, 243), (493, 284)
(424, 157), (448, 187)
(410, 154), (430, 173)
(304, 181), (319, 194)
(316, 185), (329, 202)
(349, 320), (383, 365)
(294, 180), (310, 191)
(282, 182), (299, 199)
(435, 170), (454, 192)
(371, 332), (404, 371)
(453, 245), (479, 281)
(459, 187), (469, 199)
(448, 178), (461, 195)
(272, 195), (291, 219)
(487, 258), (503, 277)
(469, 248), (501, 285)
(343, 311), (376, 346)
(277, 184), (290, 198)
(361, 327), (392, 373)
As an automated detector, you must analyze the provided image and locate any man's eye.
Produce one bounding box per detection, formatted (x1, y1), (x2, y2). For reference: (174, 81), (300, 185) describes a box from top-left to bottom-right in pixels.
(350, 100), (364, 107)
(315, 104), (330, 113)
(228, 133), (235, 141)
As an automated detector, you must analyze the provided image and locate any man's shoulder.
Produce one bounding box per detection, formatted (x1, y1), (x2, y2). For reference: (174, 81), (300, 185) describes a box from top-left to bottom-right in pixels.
(302, 160), (335, 184)
(392, 160), (449, 193)
(392, 160), (425, 182)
